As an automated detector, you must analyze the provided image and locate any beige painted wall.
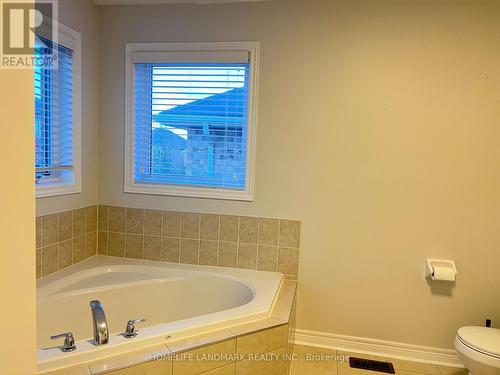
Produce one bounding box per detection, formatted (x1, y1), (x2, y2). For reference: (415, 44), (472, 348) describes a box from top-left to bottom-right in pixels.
(36, 0), (100, 216)
(98, 0), (500, 349)
(0, 67), (37, 372)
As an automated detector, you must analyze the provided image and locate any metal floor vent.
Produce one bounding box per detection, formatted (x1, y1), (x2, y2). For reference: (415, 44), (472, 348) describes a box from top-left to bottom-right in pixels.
(349, 357), (396, 374)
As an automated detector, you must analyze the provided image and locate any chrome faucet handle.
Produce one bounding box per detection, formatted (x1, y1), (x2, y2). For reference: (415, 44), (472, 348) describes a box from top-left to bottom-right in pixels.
(123, 318), (146, 338)
(50, 332), (76, 352)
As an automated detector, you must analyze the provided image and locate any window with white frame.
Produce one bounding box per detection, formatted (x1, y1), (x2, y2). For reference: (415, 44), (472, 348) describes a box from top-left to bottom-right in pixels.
(125, 42), (259, 201)
(35, 24), (81, 198)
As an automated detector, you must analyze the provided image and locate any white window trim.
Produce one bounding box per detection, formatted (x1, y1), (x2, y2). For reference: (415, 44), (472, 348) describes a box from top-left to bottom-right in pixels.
(124, 41), (259, 201)
(36, 22), (82, 198)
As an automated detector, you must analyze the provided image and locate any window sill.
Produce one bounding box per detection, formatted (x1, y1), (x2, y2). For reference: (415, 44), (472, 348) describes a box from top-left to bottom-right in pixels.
(36, 183), (81, 198)
(124, 181), (254, 201)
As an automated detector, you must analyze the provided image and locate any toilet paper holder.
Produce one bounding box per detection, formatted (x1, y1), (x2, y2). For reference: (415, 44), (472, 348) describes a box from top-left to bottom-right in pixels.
(424, 258), (458, 281)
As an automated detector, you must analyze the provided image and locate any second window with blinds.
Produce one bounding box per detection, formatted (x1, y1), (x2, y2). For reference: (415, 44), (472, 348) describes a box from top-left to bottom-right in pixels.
(124, 42), (260, 201)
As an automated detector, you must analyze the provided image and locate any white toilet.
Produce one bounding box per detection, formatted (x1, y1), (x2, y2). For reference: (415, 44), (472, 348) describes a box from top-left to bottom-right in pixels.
(455, 326), (500, 375)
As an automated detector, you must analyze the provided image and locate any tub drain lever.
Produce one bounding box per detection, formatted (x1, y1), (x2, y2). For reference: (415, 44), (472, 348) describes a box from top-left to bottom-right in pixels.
(123, 318), (146, 338)
(50, 332), (76, 352)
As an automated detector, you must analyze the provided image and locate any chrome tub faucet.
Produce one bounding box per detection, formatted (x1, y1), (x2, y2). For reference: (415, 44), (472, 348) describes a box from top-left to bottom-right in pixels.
(90, 300), (109, 345)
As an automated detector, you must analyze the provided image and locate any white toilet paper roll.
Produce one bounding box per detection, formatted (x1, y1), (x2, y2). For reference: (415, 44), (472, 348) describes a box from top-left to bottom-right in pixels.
(432, 265), (456, 281)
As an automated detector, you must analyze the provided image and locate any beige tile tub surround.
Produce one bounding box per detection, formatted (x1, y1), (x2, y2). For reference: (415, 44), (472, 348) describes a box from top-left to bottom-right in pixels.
(100, 325), (289, 375)
(83, 325), (290, 375)
(40, 280), (297, 375)
(36, 206), (98, 279)
(97, 206), (301, 278)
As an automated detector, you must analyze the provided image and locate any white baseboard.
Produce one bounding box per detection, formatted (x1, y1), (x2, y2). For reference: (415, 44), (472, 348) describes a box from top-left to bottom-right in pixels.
(294, 329), (463, 368)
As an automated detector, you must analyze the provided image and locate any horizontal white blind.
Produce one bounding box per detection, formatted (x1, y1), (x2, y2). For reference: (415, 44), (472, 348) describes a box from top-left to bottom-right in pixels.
(34, 36), (74, 186)
(131, 50), (249, 64)
(134, 62), (249, 190)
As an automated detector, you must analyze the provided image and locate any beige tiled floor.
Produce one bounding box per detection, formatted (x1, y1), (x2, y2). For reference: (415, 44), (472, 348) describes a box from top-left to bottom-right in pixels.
(290, 345), (468, 375)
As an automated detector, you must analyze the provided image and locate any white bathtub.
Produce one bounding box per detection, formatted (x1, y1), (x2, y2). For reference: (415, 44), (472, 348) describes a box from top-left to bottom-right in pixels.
(37, 256), (283, 373)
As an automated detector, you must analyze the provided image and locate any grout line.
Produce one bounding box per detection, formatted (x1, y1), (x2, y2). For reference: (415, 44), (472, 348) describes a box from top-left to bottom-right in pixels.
(217, 215), (221, 266)
(276, 220), (281, 272)
(141, 209), (145, 259)
(160, 209), (164, 238)
(177, 236), (181, 263)
(180, 212), (184, 241)
(177, 214), (181, 263)
(196, 214), (201, 265)
(106, 206), (109, 255)
(256, 219), (262, 271)
(160, 210), (164, 259)
(197, 214), (201, 265)
(39, 218), (46, 277)
(257, 217), (261, 247)
(123, 207), (129, 259)
(83, 210), (88, 261)
(55, 214), (60, 272)
(70, 210), (74, 266)
(236, 216), (240, 268)
(96, 206), (100, 255)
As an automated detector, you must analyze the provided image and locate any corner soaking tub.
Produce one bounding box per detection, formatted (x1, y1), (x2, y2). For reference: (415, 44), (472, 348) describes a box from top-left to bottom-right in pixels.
(37, 256), (282, 373)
